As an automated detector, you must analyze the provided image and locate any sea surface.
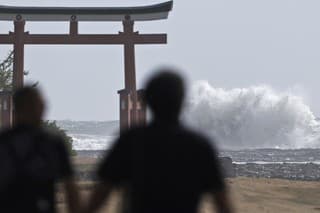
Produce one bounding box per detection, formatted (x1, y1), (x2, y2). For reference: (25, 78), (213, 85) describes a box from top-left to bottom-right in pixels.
(54, 82), (320, 180)
(57, 120), (118, 151)
(57, 120), (320, 163)
(57, 121), (320, 164)
(57, 120), (320, 180)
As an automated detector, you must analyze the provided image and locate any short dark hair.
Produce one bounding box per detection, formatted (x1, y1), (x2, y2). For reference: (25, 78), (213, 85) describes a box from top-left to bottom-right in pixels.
(13, 86), (42, 113)
(145, 70), (185, 121)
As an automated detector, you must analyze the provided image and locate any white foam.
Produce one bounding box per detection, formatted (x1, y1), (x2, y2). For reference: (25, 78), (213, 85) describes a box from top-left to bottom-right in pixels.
(184, 82), (320, 149)
(70, 133), (115, 150)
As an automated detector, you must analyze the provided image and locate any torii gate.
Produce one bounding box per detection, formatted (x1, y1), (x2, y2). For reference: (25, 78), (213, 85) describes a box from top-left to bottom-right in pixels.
(0, 1), (173, 132)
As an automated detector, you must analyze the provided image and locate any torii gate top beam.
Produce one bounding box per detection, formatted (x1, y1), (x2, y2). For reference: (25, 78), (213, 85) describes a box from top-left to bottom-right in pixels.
(0, 1), (173, 22)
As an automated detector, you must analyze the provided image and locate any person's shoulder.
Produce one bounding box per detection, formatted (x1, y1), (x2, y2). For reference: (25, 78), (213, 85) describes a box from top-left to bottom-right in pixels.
(179, 126), (218, 150)
(178, 126), (209, 142)
(119, 125), (148, 139)
(0, 128), (11, 144)
(38, 127), (66, 145)
(38, 128), (73, 157)
(0, 127), (12, 137)
(0, 126), (19, 143)
(113, 125), (152, 148)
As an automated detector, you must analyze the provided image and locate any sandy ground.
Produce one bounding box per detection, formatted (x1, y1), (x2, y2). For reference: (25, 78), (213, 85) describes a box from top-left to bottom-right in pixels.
(56, 157), (320, 213)
(57, 178), (320, 213)
(227, 178), (320, 213)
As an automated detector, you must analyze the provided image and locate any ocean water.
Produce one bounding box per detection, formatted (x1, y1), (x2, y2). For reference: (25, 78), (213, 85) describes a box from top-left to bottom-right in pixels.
(63, 127), (320, 165)
(69, 134), (320, 164)
(56, 120), (118, 151)
(56, 121), (320, 180)
(70, 133), (115, 150)
(57, 82), (320, 164)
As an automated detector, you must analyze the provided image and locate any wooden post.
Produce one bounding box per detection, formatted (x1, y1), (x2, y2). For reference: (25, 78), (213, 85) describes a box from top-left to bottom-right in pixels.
(137, 89), (146, 126)
(11, 19), (25, 126)
(70, 16), (78, 36)
(0, 92), (12, 128)
(123, 16), (138, 129)
(13, 19), (25, 90)
(118, 89), (131, 133)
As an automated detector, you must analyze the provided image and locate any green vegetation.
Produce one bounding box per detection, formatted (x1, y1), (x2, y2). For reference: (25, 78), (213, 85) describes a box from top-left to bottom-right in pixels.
(0, 51), (13, 91)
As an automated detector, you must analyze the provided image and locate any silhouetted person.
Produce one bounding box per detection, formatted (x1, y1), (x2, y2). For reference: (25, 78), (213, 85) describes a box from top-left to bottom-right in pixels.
(0, 86), (80, 213)
(85, 70), (233, 213)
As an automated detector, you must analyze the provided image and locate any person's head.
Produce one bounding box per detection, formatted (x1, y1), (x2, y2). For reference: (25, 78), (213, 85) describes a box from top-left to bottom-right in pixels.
(145, 69), (185, 122)
(13, 86), (45, 126)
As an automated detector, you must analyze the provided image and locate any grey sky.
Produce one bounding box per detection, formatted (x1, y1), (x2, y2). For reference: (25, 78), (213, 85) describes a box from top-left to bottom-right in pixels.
(0, 0), (320, 121)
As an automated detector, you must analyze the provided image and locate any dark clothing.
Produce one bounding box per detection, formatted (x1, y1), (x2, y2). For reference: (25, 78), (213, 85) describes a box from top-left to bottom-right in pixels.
(98, 122), (225, 213)
(0, 125), (73, 213)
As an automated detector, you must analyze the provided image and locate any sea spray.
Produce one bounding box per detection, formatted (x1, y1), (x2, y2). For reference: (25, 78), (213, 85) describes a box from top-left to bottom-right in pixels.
(71, 134), (115, 150)
(183, 81), (320, 149)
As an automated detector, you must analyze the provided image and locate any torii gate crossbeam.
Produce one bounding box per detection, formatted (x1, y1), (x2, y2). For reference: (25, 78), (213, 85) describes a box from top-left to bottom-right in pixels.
(0, 1), (173, 132)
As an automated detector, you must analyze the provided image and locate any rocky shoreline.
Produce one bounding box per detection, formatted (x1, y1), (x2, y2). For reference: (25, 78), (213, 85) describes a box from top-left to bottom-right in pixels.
(234, 162), (320, 181)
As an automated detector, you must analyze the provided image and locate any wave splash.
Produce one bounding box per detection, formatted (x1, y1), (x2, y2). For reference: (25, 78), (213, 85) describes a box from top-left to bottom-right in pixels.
(183, 81), (320, 149)
(71, 133), (115, 150)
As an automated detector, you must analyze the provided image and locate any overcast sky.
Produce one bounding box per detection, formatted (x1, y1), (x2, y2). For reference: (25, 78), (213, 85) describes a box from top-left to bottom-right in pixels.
(0, 0), (320, 121)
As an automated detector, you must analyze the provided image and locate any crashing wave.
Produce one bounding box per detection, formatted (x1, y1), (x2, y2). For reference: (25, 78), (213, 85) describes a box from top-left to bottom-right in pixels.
(183, 81), (320, 149)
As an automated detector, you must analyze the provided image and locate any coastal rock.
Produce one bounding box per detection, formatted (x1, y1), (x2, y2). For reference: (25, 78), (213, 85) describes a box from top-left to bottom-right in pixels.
(234, 163), (320, 181)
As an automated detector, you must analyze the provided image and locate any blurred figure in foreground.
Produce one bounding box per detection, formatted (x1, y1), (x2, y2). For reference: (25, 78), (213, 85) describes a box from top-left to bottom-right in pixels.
(85, 70), (233, 213)
(0, 86), (80, 213)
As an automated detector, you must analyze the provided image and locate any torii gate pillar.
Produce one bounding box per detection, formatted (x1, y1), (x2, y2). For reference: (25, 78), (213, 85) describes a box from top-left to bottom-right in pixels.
(13, 19), (25, 90)
(118, 89), (146, 132)
(119, 17), (146, 132)
(0, 91), (13, 129)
